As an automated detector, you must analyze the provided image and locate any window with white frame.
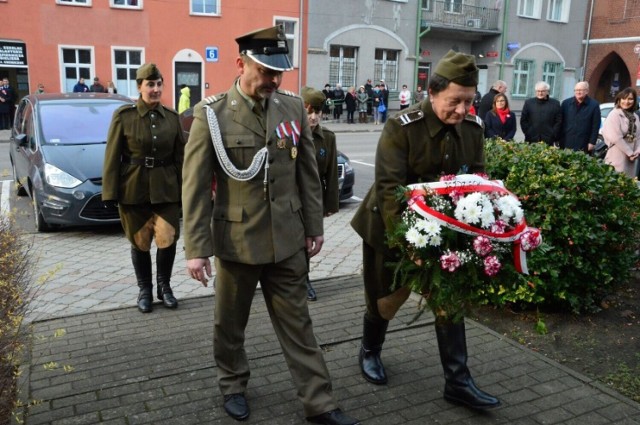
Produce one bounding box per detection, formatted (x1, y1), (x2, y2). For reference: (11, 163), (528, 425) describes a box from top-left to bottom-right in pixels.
(374, 49), (399, 91)
(421, 0), (432, 11)
(57, 0), (91, 5)
(275, 18), (298, 68)
(444, 0), (462, 13)
(190, 0), (219, 15)
(111, 0), (141, 8)
(542, 61), (562, 97)
(329, 45), (358, 89)
(114, 48), (143, 97)
(517, 0), (542, 18)
(547, 0), (570, 22)
(61, 47), (92, 93)
(512, 59), (534, 97)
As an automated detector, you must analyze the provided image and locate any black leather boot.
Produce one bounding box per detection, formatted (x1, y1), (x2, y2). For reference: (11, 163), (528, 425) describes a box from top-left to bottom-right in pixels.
(359, 315), (389, 384)
(131, 247), (153, 313)
(435, 319), (501, 409)
(156, 243), (178, 309)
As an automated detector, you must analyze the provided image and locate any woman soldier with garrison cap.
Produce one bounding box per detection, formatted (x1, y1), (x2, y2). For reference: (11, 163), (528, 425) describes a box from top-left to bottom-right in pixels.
(103, 63), (186, 313)
(351, 50), (501, 410)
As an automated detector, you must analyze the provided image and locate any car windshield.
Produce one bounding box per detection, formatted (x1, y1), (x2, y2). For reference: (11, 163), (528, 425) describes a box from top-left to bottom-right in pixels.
(39, 101), (126, 145)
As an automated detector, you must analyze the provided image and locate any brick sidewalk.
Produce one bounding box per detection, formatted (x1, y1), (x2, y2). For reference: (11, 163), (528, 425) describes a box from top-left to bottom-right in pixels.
(16, 276), (640, 424)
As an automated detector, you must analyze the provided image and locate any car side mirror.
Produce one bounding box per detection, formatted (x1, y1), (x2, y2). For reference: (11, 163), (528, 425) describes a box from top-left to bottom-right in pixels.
(15, 133), (27, 147)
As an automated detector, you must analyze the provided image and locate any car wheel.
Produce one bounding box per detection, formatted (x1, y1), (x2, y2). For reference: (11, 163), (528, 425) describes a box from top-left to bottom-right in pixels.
(11, 162), (27, 196)
(32, 192), (50, 232)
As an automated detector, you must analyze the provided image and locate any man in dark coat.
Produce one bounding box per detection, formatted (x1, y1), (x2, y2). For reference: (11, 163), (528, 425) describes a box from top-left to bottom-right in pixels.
(520, 81), (562, 146)
(560, 81), (600, 152)
(181, 25), (359, 425)
(477, 80), (507, 120)
(350, 50), (501, 411)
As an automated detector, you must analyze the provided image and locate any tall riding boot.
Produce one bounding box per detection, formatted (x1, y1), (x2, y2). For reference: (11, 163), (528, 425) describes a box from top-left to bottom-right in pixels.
(131, 247), (153, 313)
(359, 315), (389, 384)
(156, 243), (178, 309)
(435, 319), (501, 409)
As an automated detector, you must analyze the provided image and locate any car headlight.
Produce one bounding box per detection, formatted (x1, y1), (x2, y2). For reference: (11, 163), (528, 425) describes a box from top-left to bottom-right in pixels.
(343, 160), (353, 173)
(44, 163), (83, 188)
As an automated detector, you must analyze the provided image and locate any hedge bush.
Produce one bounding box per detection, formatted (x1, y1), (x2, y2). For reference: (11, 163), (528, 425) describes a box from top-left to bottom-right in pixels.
(485, 139), (640, 313)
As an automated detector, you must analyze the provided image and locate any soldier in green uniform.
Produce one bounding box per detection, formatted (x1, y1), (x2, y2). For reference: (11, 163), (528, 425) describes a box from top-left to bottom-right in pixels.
(300, 86), (339, 301)
(351, 50), (501, 410)
(103, 63), (185, 313)
(181, 26), (359, 425)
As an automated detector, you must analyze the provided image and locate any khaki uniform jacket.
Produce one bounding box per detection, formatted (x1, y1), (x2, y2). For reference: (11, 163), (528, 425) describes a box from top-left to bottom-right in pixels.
(102, 98), (185, 204)
(182, 83), (323, 264)
(351, 101), (485, 255)
(313, 125), (339, 215)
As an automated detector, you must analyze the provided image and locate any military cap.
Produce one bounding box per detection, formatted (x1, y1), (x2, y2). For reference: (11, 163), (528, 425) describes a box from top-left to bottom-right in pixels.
(136, 63), (163, 81)
(433, 50), (478, 87)
(236, 25), (293, 72)
(301, 86), (326, 111)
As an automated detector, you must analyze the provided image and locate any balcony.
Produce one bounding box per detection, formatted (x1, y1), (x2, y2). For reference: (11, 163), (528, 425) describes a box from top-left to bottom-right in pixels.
(421, 1), (500, 33)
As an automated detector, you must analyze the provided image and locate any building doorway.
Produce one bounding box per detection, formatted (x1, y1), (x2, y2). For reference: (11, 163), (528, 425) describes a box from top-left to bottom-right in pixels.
(175, 62), (201, 112)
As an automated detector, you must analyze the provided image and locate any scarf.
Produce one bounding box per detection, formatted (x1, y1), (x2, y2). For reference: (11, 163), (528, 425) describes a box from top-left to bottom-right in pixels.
(623, 109), (637, 143)
(496, 107), (511, 124)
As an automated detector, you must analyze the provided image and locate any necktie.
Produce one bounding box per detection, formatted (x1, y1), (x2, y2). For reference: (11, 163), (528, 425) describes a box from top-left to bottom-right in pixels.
(253, 101), (265, 131)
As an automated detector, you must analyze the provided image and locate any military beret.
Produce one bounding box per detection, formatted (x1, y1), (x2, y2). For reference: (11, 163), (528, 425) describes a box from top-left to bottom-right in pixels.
(433, 50), (478, 87)
(136, 63), (163, 81)
(236, 25), (293, 72)
(300, 86), (326, 111)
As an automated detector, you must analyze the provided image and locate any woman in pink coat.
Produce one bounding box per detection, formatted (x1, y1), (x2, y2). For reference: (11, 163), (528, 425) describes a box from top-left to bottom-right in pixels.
(603, 87), (640, 178)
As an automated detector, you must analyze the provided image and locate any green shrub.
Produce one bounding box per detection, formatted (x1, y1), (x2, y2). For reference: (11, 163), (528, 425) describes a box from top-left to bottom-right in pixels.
(485, 139), (640, 313)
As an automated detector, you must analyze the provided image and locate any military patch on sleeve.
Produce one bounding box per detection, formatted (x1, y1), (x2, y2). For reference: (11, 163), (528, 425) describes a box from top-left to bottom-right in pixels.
(465, 114), (484, 128)
(396, 110), (424, 126)
(276, 89), (298, 98)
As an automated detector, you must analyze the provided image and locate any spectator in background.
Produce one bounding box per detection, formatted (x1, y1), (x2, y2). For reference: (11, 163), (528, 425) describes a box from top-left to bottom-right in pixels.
(333, 83), (345, 121)
(378, 82), (389, 123)
(356, 85), (369, 123)
(372, 84), (382, 125)
(178, 84), (191, 114)
(0, 79), (12, 129)
(602, 87), (640, 178)
(477, 80), (507, 120)
(520, 81), (562, 146)
(560, 81), (600, 153)
(472, 89), (481, 112)
(414, 85), (425, 104)
(399, 84), (411, 109)
(345, 86), (357, 124)
(322, 83), (333, 116)
(90, 77), (106, 93)
(34, 83), (45, 94)
(107, 81), (118, 94)
(484, 93), (517, 140)
(364, 79), (373, 115)
(73, 77), (89, 93)
(1, 78), (16, 128)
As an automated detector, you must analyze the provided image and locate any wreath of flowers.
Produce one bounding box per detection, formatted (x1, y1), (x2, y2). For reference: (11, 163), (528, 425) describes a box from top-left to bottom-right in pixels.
(387, 173), (542, 321)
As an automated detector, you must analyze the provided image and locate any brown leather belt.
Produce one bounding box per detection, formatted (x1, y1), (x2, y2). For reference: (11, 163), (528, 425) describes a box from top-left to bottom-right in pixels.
(121, 155), (173, 168)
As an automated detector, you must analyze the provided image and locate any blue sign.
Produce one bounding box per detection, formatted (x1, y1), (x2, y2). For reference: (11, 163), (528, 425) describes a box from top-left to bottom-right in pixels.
(206, 47), (219, 62)
(506, 42), (520, 51)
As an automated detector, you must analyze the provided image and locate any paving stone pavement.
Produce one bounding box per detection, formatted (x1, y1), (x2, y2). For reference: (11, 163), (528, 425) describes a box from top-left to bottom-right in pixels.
(7, 123), (640, 424)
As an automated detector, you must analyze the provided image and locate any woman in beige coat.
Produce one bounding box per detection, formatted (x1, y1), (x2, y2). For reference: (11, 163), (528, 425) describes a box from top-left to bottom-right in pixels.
(603, 87), (640, 178)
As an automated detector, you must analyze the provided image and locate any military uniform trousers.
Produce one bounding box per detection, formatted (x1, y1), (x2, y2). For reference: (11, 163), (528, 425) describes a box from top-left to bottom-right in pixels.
(119, 202), (180, 251)
(213, 248), (338, 417)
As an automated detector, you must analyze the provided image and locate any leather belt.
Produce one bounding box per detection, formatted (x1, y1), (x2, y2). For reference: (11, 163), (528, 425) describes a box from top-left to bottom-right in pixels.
(121, 155), (173, 168)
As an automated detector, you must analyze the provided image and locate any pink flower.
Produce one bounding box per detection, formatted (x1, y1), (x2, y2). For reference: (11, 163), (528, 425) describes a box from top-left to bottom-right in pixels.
(519, 228), (542, 252)
(440, 252), (461, 272)
(449, 189), (465, 204)
(483, 255), (501, 276)
(474, 172), (489, 179)
(491, 220), (506, 234)
(440, 174), (456, 182)
(473, 236), (493, 256)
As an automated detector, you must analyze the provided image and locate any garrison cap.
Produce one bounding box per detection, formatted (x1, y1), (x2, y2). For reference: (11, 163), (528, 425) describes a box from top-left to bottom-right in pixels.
(301, 86), (326, 111)
(136, 63), (163, 81)
(236, 25), (293, 72)
(433, 50), (478, 87)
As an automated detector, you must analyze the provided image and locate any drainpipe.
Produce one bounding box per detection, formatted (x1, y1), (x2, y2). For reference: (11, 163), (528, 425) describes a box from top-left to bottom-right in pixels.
(582, 0), (595, 81)
(499, 0), (509, 80)
(299, 0), (304, 92)
(415, 5), (431, 91)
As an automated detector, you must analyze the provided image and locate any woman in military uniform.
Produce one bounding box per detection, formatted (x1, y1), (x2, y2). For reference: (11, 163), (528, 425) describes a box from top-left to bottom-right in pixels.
(351, 50), (501, 410)
(300, 86), (340, 301)
(103, 63), (186, 313)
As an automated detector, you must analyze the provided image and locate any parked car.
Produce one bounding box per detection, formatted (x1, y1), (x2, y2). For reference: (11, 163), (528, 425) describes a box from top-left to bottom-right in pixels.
(178, 107), (355, 201)
(10, 93), (135, 231)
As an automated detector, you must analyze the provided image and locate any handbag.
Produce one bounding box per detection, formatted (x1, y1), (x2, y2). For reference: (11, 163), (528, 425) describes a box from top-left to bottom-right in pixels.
(378, 102), (386, 113)
(592, 138), (608, 160)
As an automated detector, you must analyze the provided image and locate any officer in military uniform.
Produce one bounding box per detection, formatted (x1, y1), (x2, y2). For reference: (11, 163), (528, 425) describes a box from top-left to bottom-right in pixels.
(351, 50), (501, 410)
(300, 86), (339, 302)
(182, 26), (359, 425)
(103, 63), (185, 313)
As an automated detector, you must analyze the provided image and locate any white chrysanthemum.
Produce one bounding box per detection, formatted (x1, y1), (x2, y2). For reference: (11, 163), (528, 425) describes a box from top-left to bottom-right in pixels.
(455, 192), (493, 226)
(495, 195), (524, 223)
(413, 233), (429, 248)
(416, 218), (441, 237)
(429, 233), (442, 246)
(480, 207), (495, 229)
(405, 227), (422, 247)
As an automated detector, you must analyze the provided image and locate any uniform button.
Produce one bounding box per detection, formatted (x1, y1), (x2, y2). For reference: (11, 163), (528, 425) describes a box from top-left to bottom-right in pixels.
(153, 136), (157, 140)
(153, 148), (157, 152)
(372, 206), (379, 212)
(444, 154), (449, 159)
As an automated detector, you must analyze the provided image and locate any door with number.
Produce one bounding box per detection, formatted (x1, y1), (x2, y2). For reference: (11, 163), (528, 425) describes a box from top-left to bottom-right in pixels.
(175, 62), (202, 112)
